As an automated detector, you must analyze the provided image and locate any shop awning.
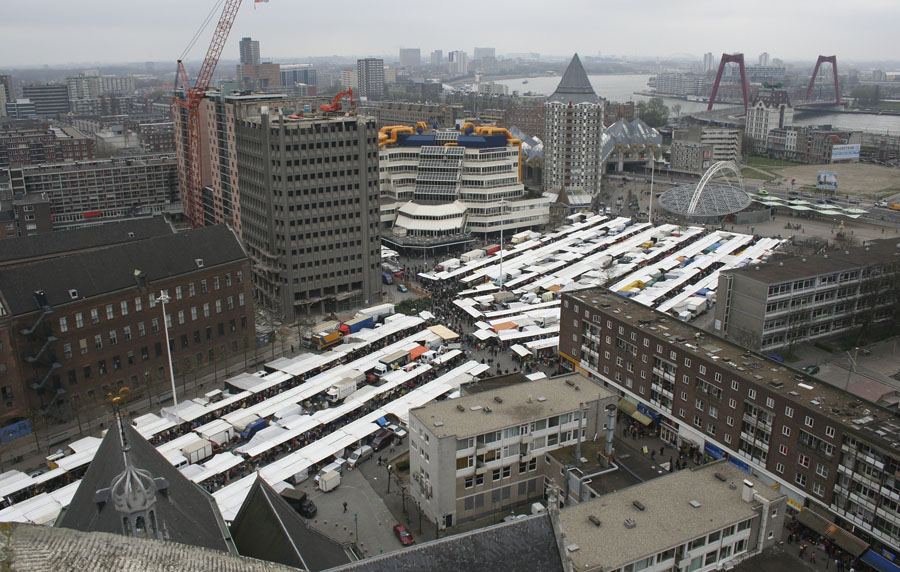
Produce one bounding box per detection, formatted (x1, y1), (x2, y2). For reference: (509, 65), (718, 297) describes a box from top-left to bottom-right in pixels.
(616, 399), (652, 425)
(861, 550), (900, 572)
(797, 508), (868, 556)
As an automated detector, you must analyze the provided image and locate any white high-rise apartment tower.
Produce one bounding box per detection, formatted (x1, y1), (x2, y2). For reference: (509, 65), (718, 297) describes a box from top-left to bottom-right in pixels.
(543, 54), (605, 195)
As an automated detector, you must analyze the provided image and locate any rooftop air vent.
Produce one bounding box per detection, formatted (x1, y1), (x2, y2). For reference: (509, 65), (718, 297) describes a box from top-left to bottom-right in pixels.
(537, 396), (547, 402)
(494, 396), (503, 404)
(689, 500), (702, 508)
(768, 381), (784, 390)
(566, 544), (580, 553)
(632, 501), (645, 511)
(128, 232), (135, 238)
(624, 519), (637, 529)
(456, 404), (465, 412)
(588, 515), (602, 527)
(433, 421), (444, 427)
(483, 407), (492, 414)
(470, 405), (482, 411)
(566, 380), (576, 387)
(714, 472), (727, 482)
(68, 289), (78, 299)
(195, 258), (205, 268)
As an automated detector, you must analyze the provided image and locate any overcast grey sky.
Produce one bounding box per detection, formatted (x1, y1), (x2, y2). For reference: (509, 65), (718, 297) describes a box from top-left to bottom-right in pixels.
(1, 0), (896, 67)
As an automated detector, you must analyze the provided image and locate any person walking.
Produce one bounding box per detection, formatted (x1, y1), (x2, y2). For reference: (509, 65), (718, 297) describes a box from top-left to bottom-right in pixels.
(343, 501), (348, 513)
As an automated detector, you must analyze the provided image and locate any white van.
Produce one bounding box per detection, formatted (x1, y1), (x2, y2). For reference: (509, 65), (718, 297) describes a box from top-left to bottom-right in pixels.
(347, 445), (374, 468)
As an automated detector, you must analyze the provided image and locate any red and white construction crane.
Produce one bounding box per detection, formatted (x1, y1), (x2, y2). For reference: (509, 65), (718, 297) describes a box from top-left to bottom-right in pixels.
(173, 0), (246, 228)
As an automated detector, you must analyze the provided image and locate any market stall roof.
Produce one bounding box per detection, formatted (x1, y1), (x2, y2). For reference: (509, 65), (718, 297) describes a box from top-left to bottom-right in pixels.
(409, 345), (429, 360)
(511, 344), (530, 357)
(428, 325), (459, 340)
(491, 321), (517, 332)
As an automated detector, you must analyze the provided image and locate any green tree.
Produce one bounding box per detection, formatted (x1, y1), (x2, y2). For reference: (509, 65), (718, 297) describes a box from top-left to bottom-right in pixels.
(636, 97), (670, 127)
(851, 86), (880, 108)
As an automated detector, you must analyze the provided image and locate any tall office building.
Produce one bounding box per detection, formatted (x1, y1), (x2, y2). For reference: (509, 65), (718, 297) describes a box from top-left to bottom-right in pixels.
(430, 50), (443, 67)
(239, 37), (260, 65)
(234, 108), (382, 320)
(398, 48), (421, 68)
(22, 84), (70, 116)
(356, 58), (384, 101)
(703, 52), (716, 73)
(280, 64), (317, 89)
(543, 54), (604, 195)
(758, 52), (770, 67)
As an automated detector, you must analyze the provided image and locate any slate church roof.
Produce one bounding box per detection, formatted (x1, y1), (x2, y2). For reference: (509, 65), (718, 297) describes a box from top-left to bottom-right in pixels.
(230, 475), (351, 571)
(55, 421), (237, 554)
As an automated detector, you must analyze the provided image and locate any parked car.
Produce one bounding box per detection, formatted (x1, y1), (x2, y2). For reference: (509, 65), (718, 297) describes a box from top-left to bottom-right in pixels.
(386, 423), (408, 440)
(393, 524), (415, 546)
(397, 284), (408, 293)
(803, 365), (820, 375)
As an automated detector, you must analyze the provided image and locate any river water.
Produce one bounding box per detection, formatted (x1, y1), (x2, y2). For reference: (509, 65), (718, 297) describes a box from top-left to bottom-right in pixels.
(493, 74), (900, 135)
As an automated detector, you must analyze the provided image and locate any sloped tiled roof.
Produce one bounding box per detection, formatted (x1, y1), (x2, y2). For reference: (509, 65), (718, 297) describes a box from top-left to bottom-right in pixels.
(0, 225), (246, 316)
(327, 514), (564, 572)
(230, 476), (351, 571)
(547, 54), (600, 105)
(56, 422), (236, 554)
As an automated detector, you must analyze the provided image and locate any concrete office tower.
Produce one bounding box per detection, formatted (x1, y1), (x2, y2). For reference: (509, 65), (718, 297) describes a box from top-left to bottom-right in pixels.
(0, 75), (13, 101)
(22, 84), (70, 116)
(430, 50), (443, 67)
(357, 58), (385, 101)
(239, 37), (260, 65)
(703, 52), (715, 73)
(758, 52), (770, 67)
(399, 48), (421, 68)
(234, 108), (382, 320)
(543, 54), (604, 196)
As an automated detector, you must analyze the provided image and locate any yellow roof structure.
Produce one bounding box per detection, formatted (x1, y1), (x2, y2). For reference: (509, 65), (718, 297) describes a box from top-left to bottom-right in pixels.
(427, 325), (459, 340)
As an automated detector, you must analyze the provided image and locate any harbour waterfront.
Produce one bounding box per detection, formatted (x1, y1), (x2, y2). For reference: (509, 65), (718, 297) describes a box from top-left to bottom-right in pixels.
(493, 74), (900, 134)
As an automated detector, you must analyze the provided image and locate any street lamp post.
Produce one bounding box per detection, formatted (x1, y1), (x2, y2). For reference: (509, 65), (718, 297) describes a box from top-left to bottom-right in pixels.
(158, 292), (178, 409)
(499, 198), (506, 289)
(649, 148), (656, 223)
(354, 511), (359, 541)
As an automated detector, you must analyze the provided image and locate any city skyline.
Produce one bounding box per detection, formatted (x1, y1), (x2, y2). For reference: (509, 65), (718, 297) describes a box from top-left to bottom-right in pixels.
(0, 0), (898, 67)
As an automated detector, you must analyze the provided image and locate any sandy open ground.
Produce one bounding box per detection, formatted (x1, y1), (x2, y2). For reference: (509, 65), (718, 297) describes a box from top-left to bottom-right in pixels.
(771, 163), (900, 198)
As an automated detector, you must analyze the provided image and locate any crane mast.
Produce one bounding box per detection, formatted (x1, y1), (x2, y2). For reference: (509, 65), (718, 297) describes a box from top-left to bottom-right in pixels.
(174, 0), (244, 229)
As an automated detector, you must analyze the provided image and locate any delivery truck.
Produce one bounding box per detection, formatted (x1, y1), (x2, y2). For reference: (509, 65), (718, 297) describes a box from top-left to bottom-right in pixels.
(326, 377), (359, 404)
(339, 315), (374, 336)
(318, 469), (341, 492)
(312, 330), (342, 351)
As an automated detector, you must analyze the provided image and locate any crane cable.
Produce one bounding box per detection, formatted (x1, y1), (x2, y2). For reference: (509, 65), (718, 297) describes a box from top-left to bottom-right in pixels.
(179, 0), (227, 62)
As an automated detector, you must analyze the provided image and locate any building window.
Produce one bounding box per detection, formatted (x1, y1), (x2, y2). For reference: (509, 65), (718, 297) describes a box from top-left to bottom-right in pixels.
(109, 330), (118, 345)
(825, 426), (835, 438)
(812, 482), (825, 497)
(63, 343), (72, 359)
(747, 388), (756, 400)
(784, 406), (793, 418)
(798, 454), (810, 468)
(176, 286), (183, 300)
(120, 301), (128, 316)
(782, 426), (791, 437)
(94, 334), (103, 349)
(59, 317), (68, 333)
(177, 311), (185, 325)
(106, 304), (114, 320)
(698, 365), (706, 375)
(135, 297), (143, 312)
(795, 473), (807, 487)
(804, 416), (814, 428)
(816, 463), (829, 478)
(75, 312), (84, 328)
(728, 398), (736, 409)
(201, 280), (208, 293)
(91, 308), (100, 324)
(726, 415), (734, 427)
(731, 380), (739, 391)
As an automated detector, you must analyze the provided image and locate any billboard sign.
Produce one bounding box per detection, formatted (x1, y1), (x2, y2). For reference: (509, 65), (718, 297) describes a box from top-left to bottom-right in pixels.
(832, 143), (860, 161)
(816, 170), (839, 190)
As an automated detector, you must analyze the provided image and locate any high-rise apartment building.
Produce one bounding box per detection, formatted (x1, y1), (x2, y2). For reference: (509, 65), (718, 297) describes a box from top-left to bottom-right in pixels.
(67, 75), (101, 102)
(340, 69), (359, 91)
(543, 54), (604, 195)
(22, 84), (70, 116)
(473, 47), (496, 60)
(758, 52), (770, 67)
(448, 51), (468, 75)
(239, 37), (260, 65)
(398, 48), (421, 68)
(430, 50), (443, 67)
(234, 109), (382, 320)
(0, 126), (94, 168)
(356, 58), (384, 101)
(0, 75), (13, 101)
(703, 52), (716, 73)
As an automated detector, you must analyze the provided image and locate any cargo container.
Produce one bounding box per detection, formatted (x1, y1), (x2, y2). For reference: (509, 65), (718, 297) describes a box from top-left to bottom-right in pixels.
(339, 315), (374, 336)
(484, 244), (500, 255)
(437, 258), (461, 271)
(358, 303), (395, 323)
(318, 470), (341, 492)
